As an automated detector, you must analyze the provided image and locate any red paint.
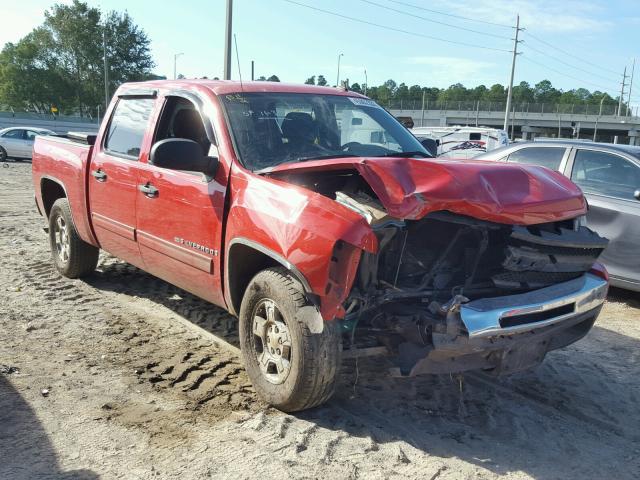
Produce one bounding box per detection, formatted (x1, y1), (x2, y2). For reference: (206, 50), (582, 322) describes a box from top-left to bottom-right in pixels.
(32, 80), (590, 322)
(265, 157), (587, 225)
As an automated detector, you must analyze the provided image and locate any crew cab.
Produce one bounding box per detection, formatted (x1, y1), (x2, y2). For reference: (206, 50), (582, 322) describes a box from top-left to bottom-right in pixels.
(33, 80), (609, 412)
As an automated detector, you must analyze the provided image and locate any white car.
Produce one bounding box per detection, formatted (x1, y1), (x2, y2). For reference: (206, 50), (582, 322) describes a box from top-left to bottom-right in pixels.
(411, 126), (509, 159)
(0, 127), (56, 161)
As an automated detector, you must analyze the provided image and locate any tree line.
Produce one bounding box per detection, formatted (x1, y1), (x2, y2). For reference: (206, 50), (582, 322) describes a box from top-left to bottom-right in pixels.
(304, 76), (623, 109)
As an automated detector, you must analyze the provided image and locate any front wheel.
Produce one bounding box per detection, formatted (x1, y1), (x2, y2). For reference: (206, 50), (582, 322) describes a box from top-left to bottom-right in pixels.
(49, 198), (99, 278)
(239, 267), (342, 412)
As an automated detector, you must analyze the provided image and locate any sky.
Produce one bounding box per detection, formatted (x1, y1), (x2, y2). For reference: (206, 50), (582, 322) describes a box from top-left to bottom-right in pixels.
(2, 0), (639, 108)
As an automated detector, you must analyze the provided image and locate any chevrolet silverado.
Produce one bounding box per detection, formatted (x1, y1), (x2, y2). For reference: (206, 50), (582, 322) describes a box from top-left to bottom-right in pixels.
(32, 80), (609, 412)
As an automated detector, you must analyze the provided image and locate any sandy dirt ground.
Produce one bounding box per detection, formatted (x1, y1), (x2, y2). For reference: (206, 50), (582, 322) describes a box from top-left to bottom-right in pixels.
(1, 161), (639, 480)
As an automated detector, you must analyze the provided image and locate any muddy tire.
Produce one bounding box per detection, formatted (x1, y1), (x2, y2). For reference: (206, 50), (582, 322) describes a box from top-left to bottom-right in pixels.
(0, 146), (7, 162)
(239, 267), (342, 412)
(49, 198), (99, 278)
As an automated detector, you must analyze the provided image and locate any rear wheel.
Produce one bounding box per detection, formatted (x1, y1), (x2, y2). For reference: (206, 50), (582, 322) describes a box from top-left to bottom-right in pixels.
(239, 267), (342, 412)
(49, 198), (99, 278)
(0, 146), (7, 162)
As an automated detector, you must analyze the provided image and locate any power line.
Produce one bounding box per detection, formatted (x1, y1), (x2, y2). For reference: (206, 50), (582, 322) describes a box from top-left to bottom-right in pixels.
(520, 56), (618, 94)
(523, 31), (620, 77)
(388, 0), (514, 29)
(523, 42), (620, 86)
(359, 0), (511, 40)
(282, 0), (512, 53)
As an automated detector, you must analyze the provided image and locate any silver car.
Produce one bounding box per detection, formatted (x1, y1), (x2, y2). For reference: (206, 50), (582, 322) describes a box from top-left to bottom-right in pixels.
(0, 127), (56, 161)
(475, 140), (640, 292)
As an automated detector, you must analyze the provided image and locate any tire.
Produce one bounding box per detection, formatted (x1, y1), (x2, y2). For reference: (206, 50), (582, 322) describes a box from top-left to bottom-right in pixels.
(239, 267), (342, 412)
(48, 198), (99, 278)
(0, 146), (7, 162)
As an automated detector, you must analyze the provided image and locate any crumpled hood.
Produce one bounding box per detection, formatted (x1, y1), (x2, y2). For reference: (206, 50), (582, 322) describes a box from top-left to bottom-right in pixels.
(265, 157), (587, 225)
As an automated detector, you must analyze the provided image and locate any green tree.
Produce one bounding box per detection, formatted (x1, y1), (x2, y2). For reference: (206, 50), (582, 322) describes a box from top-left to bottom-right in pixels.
(304, 75), (315, 85)
(316, 75), (328, 86)
(267, 75), (280, 82)
(350, 82), (362, 94)
(0, 0), (154, 115)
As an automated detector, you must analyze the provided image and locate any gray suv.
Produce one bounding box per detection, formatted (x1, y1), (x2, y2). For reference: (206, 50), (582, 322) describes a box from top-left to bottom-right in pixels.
(475, 141), (640, 292)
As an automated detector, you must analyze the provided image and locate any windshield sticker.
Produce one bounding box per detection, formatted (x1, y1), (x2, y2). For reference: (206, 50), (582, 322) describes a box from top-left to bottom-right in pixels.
(348, 97), (381, 109)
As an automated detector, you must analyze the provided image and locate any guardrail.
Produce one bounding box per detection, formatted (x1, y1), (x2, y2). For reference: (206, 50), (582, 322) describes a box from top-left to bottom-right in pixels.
(385, 101), (638, 118)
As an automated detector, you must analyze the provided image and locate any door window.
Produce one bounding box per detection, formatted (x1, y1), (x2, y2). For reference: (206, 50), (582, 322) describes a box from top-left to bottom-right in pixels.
(153, 96), (211, 159)
(570, 150), (640, 200)
(104, 98), (155, 159)
(507, 147), (566, 170)
(2, 129), (25, 139)
(25, 130), (39, 141)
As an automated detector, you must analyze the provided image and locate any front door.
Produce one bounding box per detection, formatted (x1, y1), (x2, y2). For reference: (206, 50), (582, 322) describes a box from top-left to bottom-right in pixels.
(88, 95), (156, 267)
(135, 94), (227, 306)
(568, 148), (640, 286)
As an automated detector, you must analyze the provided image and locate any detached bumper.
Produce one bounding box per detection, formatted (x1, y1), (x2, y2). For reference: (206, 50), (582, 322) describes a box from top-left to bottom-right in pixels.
(399, 273), (608, 376)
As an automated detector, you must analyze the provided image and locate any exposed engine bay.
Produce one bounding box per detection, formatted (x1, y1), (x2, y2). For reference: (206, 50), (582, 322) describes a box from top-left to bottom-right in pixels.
(270, 168), (609, 375)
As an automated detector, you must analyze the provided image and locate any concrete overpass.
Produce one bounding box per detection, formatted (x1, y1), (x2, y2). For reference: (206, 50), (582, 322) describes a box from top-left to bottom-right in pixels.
(389, 108), (640, 144)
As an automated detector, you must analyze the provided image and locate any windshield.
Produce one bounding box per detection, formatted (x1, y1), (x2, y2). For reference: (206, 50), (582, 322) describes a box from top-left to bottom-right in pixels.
(220, 92), (430, 170)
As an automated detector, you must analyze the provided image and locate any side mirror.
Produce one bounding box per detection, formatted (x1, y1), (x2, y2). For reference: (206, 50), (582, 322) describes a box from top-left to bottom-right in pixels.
(420, 138), (438, 157)
(150, 138), (218, 177)
(634, 189), (640, 200)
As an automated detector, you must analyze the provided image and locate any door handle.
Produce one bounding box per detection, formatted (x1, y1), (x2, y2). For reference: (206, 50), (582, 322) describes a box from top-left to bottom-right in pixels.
(91, 169), (107, 181)
(139, 182), (159, 198)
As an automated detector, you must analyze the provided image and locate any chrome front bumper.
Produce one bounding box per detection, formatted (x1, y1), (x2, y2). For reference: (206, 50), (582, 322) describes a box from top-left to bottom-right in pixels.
(460, 273), (608, 339)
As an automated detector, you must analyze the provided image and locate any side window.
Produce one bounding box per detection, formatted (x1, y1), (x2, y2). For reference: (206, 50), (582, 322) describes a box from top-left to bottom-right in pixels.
(570, 150), (640, 200)
(25, 130), (39, 141)
(3, 129), (25, 139)
(154, 96), (210, 157)
(105, 98), (155, 159)
(507, 147), (566, 170)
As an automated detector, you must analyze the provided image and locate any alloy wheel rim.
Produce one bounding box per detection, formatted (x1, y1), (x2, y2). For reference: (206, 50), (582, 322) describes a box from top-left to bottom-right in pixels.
(54, 215), (70, 263)
(251, 298), (292, 385)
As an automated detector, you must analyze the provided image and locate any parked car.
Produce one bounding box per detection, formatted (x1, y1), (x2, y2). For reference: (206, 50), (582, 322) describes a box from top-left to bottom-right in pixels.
(0, 127), (56, 161)
(411, 126), (509, 159)
(32, 81), (609, 411)
(475, 141), (640, 292)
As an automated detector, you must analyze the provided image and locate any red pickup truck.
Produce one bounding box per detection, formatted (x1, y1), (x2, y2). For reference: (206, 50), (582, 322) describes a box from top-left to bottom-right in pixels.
(33, 80), (609, 412)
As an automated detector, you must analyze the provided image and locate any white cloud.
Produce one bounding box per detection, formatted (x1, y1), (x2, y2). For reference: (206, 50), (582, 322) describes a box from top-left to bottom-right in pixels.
(429, 0), (611, 33)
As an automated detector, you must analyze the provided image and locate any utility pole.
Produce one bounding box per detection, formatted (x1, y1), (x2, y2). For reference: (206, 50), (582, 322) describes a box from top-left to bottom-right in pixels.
(503, 14), (522, 131)
(364, 68), (368, 96)
(336, 53), (343, 87)
(251, 60), (255, 81)
(617, 66), (628, 116)
(626, 58), (635, 116)
(223, 0), (233, 80)
(173, 53), (184, 80)
(103, 28), (109, 109)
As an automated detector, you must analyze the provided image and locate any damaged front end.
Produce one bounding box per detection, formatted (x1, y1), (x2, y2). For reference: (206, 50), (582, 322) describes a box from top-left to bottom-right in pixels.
(337, 194), (608, 375)
(267, 157), (609, 376)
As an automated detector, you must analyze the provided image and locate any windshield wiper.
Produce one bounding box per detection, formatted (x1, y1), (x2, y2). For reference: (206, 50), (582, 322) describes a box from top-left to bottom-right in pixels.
(377, 151), (431, 158)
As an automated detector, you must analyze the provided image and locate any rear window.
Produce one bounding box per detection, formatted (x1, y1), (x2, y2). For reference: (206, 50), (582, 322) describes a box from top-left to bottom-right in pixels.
(105, 98), (155, 159)
(507, 147), (566, 171)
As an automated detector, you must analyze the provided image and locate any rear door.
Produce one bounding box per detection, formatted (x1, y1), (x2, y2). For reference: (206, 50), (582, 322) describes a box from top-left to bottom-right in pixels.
(134, 93), (227, 306)
(88, 93), (157, 267)
(566, 148), (640, 286)
(25, 130), (42, 159)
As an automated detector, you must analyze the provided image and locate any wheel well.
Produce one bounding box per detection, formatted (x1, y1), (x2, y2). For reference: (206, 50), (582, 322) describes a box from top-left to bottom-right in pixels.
(227, 243), (280, 315)
(41, 178), (66, 218)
